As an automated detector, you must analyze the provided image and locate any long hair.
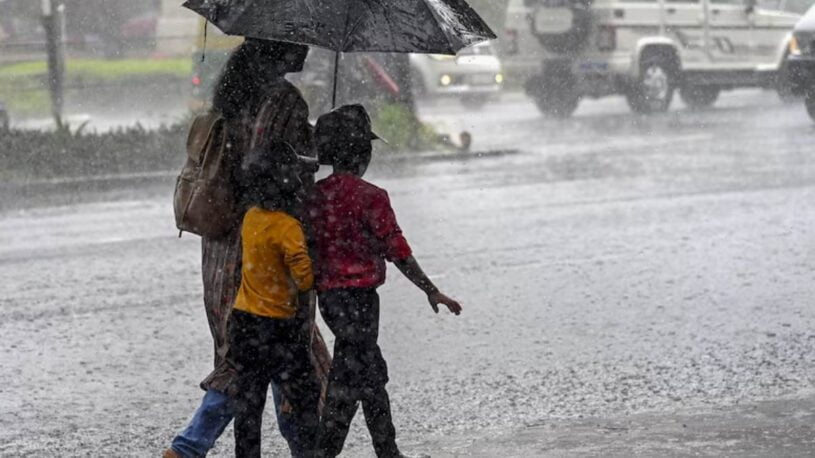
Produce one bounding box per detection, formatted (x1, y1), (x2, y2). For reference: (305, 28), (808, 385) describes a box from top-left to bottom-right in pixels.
(211, 39), (306, 120)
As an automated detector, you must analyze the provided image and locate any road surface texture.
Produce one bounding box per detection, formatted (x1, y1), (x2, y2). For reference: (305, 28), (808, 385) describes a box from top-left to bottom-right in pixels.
(2, 90), (815, 456)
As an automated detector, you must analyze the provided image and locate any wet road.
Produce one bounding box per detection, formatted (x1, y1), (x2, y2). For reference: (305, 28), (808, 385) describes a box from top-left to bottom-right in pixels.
(2, 90), (815, 456)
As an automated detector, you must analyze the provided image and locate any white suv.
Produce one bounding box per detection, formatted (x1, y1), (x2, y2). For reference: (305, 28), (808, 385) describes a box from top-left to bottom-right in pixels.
(503, 0), (806, 117)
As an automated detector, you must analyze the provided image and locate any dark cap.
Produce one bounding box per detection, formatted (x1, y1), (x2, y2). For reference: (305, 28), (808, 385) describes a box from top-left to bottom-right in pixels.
(315, 104), (385, 166)
(316, 104), (383, 144)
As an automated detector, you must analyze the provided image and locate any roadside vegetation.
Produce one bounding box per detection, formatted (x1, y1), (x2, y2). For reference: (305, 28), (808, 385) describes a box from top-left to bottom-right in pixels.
(0, 104), (454, 183)
(0, 123), (186, 182)
(0, 57), (192, 117)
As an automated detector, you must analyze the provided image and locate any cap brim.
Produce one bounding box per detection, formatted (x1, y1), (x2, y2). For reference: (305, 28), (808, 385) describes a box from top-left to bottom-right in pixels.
(294, 153), (317, 164)
(370, 131), (388, 145)
(294, 153), (320, 171)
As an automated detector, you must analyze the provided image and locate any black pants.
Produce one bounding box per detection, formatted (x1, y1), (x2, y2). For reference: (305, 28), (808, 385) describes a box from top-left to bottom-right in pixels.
(317, 288), (400, 458)
(228, 310), (320, 458)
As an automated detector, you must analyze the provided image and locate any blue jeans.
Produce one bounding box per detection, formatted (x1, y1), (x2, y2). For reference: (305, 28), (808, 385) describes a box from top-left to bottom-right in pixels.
(171, 386), (301, 457)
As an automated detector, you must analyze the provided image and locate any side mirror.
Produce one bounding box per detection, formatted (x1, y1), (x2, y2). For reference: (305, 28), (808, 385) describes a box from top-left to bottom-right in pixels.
(744, 0), (756, 14)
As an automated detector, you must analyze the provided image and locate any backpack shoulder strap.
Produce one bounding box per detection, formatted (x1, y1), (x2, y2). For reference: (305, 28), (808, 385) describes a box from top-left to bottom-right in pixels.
(186, 111), (225, 163)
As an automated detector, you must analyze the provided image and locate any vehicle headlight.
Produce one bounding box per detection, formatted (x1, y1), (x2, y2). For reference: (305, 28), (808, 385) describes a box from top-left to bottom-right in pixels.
(440, 74), (453, 86)
(789, 36), (801, 56)
(495, 73), (504, 84)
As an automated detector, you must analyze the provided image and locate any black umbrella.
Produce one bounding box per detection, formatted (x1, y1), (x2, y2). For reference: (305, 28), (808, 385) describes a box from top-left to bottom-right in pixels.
(183, 0), (496, 106)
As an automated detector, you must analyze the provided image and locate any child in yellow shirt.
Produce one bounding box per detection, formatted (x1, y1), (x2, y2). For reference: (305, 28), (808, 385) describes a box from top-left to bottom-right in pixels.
(227, 142), (320, 457)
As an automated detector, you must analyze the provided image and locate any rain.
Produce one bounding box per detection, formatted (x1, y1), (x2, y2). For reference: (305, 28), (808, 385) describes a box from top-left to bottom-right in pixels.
(2, 0), (815, 456)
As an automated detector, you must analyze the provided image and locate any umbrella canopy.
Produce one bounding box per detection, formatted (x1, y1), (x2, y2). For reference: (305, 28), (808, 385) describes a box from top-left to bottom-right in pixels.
(182, 0), (496, 55)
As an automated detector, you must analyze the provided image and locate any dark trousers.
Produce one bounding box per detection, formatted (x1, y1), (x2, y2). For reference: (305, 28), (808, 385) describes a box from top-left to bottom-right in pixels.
(228, 310), (320, 458)
(317, 288), (400, 458)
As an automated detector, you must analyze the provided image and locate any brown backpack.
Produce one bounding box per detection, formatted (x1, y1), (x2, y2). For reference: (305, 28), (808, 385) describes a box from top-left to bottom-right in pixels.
(173, 111), (237, 238)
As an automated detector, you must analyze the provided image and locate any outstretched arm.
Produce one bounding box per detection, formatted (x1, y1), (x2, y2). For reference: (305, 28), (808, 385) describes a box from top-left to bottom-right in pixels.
(364, 190), (462, 315)
(394, 256), (462, 315)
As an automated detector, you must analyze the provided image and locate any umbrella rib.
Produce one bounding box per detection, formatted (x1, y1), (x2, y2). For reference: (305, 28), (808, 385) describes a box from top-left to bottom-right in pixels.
(371, 0), (397, 52)
(339, 1), (353, 51)
(418, 0), (457, 55)
(341, 0), (390, 52)
(343, 15), (367, 51)
(221, 2), (255, 39)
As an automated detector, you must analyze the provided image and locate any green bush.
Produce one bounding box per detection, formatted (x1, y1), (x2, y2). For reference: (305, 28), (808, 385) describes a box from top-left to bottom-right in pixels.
(372, 102), (453, 153)
(0, 124), (187, 182)
(0, 100), (452, 182)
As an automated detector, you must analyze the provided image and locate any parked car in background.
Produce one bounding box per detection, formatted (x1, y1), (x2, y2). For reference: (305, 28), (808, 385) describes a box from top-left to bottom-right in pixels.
(787, 4), (815, 119)
(410, 42), (504, 109)
(504, 0), (805, 118)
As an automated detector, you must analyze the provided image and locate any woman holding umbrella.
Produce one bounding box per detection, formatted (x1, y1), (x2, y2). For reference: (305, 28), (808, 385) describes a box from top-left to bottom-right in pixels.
(173, 1), (495, 456)
(165, 38), (330, 458)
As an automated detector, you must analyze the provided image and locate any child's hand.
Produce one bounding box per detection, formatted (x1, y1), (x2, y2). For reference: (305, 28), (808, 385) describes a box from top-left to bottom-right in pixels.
(428, 291), (462, 315)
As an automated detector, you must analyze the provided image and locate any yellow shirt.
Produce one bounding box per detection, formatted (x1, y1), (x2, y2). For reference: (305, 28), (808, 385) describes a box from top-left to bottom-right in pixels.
(233, 207), (314, 319)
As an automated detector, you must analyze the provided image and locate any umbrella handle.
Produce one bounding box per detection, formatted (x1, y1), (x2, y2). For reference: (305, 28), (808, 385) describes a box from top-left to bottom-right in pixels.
(201, 21), (208, 63)
(332, 50), (340, 109)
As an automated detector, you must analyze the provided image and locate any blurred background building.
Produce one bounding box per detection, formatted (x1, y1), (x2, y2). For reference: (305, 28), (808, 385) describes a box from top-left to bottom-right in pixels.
(0, 0), (199, 61)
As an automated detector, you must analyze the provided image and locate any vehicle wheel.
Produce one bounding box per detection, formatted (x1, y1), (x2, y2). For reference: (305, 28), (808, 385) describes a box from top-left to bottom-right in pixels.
(526, 71), (580, 119)
(461, 94), (489, 110)
(806, 91), (815, 122)
(776, 55), (799, 103)
(534, 90), (579, 118)
(627, 54), (676, 114)
(680, 85), (720, 109)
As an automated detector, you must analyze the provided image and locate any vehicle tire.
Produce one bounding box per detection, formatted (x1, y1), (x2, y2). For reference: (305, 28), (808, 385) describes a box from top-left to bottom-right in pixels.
(526, 69), (580, 119)
(776, 55), (799, 103)
(534, 89), (579, 118)
(627, 54), (676, 114)
(806, 91), (815, 122)
(679, 85), (720, 109)
(461, 94), (489, 110)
